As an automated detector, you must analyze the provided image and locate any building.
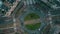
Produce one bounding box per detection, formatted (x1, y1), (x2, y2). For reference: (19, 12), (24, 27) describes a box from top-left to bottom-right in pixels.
(7, 0), (16, 4)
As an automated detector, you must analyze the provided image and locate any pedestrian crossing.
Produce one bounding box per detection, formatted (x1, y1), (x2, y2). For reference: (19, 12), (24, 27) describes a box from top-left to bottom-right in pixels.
(24, 0), (37, 5)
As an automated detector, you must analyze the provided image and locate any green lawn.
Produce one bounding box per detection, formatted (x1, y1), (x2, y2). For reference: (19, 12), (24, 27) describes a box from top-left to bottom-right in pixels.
(24, 13), (40, 21)
(25, 23), (41, 30)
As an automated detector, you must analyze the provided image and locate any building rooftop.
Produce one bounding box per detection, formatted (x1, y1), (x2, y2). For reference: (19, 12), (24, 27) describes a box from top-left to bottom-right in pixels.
(7, 0), (15, 4)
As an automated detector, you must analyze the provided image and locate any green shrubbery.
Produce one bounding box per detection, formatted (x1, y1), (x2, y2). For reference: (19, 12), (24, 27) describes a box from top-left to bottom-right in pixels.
(25, 23), (41, 30)
(24, 13), (40, 21)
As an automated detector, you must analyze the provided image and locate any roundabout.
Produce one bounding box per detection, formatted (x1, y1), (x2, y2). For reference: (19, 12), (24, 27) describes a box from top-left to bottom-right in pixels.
(19, 6), (48, 34)
(0, 0), (60, 34)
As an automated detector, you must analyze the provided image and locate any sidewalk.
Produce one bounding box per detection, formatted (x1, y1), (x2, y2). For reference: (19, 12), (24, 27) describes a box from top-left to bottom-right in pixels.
(5, 0), (20, 16)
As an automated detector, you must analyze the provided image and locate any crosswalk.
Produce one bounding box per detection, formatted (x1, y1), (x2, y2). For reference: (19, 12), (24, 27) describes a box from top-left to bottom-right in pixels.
(24, 0), (37, 5)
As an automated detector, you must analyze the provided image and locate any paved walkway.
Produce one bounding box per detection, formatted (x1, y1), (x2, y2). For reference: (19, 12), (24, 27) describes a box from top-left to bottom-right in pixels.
(24, 19), (40, 25)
